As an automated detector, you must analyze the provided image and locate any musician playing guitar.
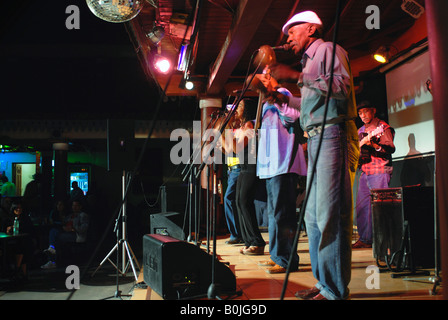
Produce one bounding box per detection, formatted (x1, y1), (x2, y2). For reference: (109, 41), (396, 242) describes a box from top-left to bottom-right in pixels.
(354, 101), (395, 249)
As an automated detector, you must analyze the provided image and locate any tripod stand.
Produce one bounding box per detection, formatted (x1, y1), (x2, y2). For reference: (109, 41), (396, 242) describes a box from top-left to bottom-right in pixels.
(91, 171), (140, 298)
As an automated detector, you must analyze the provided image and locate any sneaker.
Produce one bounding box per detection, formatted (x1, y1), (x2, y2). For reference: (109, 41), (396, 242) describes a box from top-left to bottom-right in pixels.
(41, 261), (57, 269)
(44, 246), (56, 255)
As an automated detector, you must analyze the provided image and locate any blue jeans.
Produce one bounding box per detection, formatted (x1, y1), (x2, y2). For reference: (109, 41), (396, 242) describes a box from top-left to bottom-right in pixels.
(265, 173), (299, 270)
(254, 200), (268, 227)
(356, 171), (391, 244)
(305, 124), (353, 300)
(48, 227), (60, 247)
(224, 168), (241, 240)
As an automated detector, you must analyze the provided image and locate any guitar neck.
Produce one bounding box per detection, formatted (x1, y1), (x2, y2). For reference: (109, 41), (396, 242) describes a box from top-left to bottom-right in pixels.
(359, 124), (384, 147)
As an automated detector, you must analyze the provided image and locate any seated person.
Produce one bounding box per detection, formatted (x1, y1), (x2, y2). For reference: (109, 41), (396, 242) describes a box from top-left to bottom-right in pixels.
(47, 199), (69, 229)
(41, 200), (89, 269)
(4, 202), (35, 280)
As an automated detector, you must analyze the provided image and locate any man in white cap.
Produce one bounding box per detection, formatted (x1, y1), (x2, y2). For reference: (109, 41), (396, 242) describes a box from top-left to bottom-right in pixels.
(270, 10), (359, 300)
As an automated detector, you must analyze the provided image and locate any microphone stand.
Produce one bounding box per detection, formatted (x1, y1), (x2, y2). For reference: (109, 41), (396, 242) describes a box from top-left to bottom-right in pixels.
(182, 115), (221, 244)
(430, 155), (442, 294)
(194, 65), (262, 300)
(207, 163), (219, 299)
(206, 165), (211, 253)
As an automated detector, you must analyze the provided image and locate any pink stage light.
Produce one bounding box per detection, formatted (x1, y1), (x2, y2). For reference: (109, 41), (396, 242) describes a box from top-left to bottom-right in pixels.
(154, 55), (171, 74)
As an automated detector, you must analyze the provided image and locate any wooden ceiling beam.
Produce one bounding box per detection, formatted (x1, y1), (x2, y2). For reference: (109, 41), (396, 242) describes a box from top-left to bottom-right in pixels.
(207, 0), (274, 96)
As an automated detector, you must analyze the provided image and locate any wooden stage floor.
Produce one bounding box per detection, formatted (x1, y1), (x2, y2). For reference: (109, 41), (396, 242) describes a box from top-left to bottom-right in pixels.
(131, 231), (443, 301)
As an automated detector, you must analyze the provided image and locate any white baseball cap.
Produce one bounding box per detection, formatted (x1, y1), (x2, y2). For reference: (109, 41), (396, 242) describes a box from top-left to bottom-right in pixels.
(282, 11), (323, 35)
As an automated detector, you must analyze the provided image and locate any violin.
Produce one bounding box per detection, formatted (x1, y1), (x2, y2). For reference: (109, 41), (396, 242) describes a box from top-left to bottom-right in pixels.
(252, 45), (277, 131)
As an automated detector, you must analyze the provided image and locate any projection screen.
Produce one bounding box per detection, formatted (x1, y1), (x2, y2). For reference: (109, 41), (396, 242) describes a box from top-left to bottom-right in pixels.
(385, 50), (434, 159)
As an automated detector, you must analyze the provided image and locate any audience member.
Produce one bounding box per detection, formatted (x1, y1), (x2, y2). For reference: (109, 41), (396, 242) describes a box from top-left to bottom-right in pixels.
(48, 199), (70, 229)
(4, 202), (35, 280)
(22, 172), (42, 217)
(0, 176), (16, 197)
(70, 181), (85, 203)
(41, 200), (89, 269)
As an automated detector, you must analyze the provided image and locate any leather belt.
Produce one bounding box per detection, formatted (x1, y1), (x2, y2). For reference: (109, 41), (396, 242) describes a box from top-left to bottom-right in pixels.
(306, 119), (351, 138)
(228, 164), (241, 171)
(307, 124), (334, 138)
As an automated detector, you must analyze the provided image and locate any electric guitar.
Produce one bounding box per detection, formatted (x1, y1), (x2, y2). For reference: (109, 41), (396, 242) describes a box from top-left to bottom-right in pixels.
(359, 124), (385, 148)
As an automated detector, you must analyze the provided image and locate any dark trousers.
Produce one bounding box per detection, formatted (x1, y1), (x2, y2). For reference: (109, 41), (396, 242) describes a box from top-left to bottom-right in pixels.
(236, 169), (266, 247)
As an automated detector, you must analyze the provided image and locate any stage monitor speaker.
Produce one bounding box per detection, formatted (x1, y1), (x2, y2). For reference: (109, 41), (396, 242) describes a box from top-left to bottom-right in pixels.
(371, 186), (435, 268)
(143, 234), (237, 300)
(150, 212), (186, 241)
(107, 119), (135, 172)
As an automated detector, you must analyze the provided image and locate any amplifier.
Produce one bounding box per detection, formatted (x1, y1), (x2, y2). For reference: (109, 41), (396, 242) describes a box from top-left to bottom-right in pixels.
(371, 186), (435, 269)
(143, 234), (237, 299)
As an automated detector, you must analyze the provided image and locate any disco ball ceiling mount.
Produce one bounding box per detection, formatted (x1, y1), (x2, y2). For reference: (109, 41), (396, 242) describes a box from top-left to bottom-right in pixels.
(86, 0), (144, 23)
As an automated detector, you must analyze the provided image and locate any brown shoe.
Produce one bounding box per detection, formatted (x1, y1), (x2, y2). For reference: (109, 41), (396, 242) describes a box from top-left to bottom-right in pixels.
(257, 258), (276, 267)
(352, 240), (372, 249)
(295, 286), (320, 299)
(266, 264), (286, 274)
(310, 293), (327, 300)
(242, 246), (265, 255)
(239, 246), (249, 254)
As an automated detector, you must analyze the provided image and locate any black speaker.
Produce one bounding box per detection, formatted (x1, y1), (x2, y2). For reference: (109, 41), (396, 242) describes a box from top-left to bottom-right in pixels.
(150, 212), (186, 241)
(371, 186), (435, 268)
(107, 119), (135, 172)
(143, 234), (237, 300)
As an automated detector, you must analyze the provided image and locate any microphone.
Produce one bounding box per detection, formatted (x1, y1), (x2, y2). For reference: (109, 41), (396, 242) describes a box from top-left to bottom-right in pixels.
(271, 43), (291, 51)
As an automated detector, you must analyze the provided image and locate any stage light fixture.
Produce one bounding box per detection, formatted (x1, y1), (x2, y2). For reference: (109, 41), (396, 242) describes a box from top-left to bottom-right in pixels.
(185, 80), (194, 90)
(373, 46), (391, 64)
(401, 0), (425, 19)
(147, 25), (165, 46)
(153, 55), (171, 74)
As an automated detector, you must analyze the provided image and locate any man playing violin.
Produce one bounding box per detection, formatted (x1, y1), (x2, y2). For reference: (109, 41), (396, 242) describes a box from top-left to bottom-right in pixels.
(251, 66), (307, 275)
(354, 101), (395, 249)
